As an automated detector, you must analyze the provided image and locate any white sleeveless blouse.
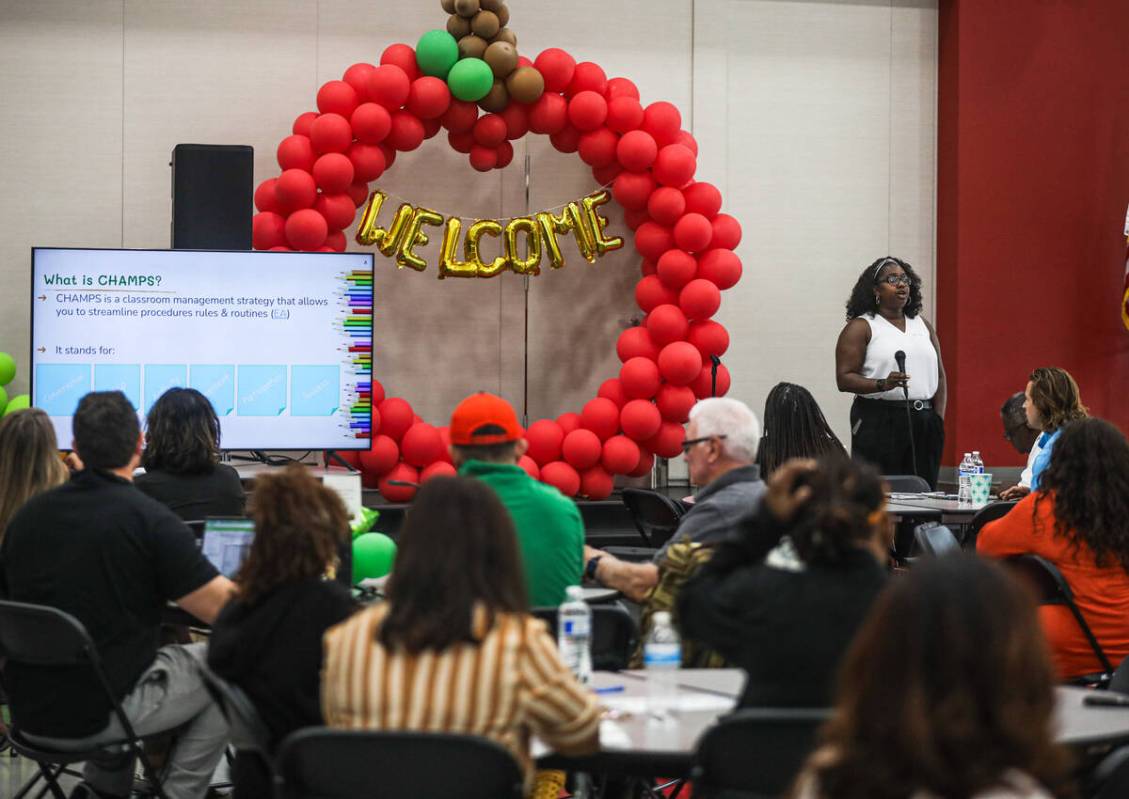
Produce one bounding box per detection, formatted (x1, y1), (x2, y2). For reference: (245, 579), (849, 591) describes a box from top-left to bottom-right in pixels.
(859, 313), (939, 401)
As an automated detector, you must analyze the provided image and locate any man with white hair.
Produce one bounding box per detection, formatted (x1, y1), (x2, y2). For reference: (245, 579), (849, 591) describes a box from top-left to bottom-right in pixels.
(584, 397), (766, 602)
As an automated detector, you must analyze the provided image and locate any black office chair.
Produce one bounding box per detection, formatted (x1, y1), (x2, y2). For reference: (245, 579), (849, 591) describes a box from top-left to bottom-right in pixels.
(692, 708), (831, 799)
(0, 600), (170, 799)
(1109, 654), (1129, 694)
(1005, 555), (1114, 684)
(531, 604), (639, 671)
(199, 665), (273, 789)
(622, 488), (685, 548)
(1089, 745), (1129, 799)
(890, 508), (942, 565)
(883, 474), (931, 493)
(275, 728), (525, 799)
(962, 500), (1017, 548)
(910, 524), (961, 559)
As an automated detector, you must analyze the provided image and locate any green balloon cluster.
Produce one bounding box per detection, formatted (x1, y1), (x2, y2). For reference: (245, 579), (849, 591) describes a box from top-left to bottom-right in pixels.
(448, 57), (493, 102)
(3, 394), (29, 416)
(0, 352), (15, 387)
(0, 351), (26, 416)
(353, 533), (397, 581)
(416, 30), (459, 78)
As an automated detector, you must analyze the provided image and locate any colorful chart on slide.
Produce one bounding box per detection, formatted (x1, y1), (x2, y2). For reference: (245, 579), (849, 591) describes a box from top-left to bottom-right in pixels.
(31, 248), (374, 450)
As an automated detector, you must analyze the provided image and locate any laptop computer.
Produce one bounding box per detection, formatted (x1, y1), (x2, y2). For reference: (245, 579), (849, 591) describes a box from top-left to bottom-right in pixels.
(200, 516), (353, 587)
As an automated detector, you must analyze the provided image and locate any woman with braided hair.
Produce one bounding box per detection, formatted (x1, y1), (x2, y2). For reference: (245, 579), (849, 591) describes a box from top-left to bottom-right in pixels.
(756, 382), (847, 480)
(835, 256), (947, 487)
(678, 457), (891, 708)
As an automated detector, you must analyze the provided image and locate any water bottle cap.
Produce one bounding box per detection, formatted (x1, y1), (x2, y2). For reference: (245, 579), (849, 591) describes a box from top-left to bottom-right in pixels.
(653, 611), (672, 625)
(565, 585), (584, 600)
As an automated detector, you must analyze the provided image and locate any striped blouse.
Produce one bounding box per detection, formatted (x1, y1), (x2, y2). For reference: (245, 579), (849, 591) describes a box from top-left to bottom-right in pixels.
(321, 603), (601, 788)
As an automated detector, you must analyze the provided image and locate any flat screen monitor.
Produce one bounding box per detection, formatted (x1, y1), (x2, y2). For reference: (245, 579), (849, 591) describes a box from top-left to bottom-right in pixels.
(30, 248), (374, 450)
(201, 517), (255, 578)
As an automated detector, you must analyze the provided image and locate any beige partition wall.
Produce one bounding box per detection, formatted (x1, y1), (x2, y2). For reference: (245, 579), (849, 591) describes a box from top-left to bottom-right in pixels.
(0, 0), (936, 457)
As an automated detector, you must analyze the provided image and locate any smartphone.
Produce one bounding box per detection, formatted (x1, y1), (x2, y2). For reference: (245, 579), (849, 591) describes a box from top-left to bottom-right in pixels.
(1082, 692), (1129, 708)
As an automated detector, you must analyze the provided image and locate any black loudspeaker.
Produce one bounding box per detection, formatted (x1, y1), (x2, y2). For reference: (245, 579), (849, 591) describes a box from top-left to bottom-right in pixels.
(171, 144), (254, 250)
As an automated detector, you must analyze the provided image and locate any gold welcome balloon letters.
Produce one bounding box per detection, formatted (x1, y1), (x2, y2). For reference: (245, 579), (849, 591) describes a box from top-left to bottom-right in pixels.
(355, 189), (623, 279)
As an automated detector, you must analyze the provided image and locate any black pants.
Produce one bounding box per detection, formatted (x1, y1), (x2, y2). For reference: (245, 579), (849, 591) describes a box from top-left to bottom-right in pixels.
(850, 397), (945, 489)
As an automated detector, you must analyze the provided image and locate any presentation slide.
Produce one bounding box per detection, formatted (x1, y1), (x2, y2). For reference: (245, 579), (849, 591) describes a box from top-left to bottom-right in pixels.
(31, 248), (375, 450)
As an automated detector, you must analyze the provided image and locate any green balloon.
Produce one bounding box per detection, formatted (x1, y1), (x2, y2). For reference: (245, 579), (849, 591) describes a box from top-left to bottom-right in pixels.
(447, 58), (494, 102)
(0, 385), (7, 416)
(3, 394), (30, 416)
(0, 352), (15, 386)
(353, 533), (397, 581)
(416, 30), (459, 78)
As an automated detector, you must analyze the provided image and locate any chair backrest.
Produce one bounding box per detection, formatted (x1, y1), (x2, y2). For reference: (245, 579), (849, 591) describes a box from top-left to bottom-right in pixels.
(275, 728), (524, 799)
(911, 524), (961, 558)
(622, 488), (685, 548)
(531, 604), (639, 671)
(694, 707), (831, 799)
(1005, 554), (1114, 675)
(199, 665), (272, 756)
(964, 500), (1018, 547)
(883, 474), (931, 493)
(0, 599), (95, 666)
(1111, 655), (1129, 694)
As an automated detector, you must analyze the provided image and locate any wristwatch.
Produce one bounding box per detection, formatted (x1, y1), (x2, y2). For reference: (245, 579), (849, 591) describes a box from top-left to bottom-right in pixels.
(585, 555), (604, 582)
(875, 378), (887, 392)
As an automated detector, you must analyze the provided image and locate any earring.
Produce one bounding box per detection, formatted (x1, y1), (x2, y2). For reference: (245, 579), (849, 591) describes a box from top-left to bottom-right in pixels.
(874, 295), (880, 306)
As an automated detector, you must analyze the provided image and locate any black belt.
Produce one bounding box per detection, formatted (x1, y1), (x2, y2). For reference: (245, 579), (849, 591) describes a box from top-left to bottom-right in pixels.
(857, 396), (933, 412)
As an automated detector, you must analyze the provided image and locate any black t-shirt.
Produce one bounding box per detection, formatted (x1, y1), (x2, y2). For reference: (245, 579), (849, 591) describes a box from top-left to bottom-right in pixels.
(0, 469), (219, 737)
(208, 579), (356, 797)
(134, 463), (246, 522)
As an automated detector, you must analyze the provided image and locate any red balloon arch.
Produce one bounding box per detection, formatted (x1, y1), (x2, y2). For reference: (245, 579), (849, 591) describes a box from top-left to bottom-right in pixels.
(251, 44), (742, 502)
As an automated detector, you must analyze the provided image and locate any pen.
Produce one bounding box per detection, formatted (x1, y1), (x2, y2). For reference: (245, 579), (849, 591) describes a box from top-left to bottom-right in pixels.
(595, 685), (625, 694)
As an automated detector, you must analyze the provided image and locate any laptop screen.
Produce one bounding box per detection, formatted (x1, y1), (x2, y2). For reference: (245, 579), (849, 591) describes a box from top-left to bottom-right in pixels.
(201, 517), (255, 578)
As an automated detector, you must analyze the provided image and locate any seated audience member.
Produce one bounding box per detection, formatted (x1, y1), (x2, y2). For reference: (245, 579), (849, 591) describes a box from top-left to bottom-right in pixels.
(208, 465), (356, 798)
(448, 392), (583, 607)
(792, 555), (1071, 799)
(0, 391), (233, 799)
(586, 397), (765, 602)
(1000, 367), (1087, 500)
(756, 382), (847, 479)
(998, 391), (1041, 497)
(322, 476), (599, 792)
(0, 408), (68, 543)
(679, 458), (890, 707)
(978, 417), (1129, 679)
(135, 387), (246, 521)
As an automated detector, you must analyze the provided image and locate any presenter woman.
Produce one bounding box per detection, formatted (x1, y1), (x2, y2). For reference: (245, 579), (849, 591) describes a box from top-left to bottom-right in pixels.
(835, 257), (946, 488)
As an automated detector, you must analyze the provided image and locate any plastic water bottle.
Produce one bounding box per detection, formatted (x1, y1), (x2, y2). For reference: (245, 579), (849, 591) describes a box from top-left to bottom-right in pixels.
(958, 453), (974, 504)
(643, 611), (681, 719)
(971, 451), (984, 474)
(558, 586), (592, 686)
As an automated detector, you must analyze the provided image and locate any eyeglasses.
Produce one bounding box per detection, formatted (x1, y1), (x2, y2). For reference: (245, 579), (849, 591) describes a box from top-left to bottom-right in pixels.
(681, 434), (726, 453)
(878, 274), (911, 287)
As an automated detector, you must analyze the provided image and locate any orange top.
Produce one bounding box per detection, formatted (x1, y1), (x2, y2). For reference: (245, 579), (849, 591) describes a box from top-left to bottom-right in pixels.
(978, 492), (1129, 678)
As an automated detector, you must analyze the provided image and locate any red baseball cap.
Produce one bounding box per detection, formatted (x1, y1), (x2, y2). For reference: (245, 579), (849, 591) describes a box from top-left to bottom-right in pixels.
(449, 392), (524, 446)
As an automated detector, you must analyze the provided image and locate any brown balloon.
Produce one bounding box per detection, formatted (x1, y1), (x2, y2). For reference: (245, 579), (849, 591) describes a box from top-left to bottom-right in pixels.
(483, 41), (518, 78)
(441, 0), (456, 12)
(479, 0), (502, 10)
(492, 27), (517, 46)
(479, 79), (510, 112)
(458, 34), (488, 60)
(495, 3), (509, 26)
(453, 0), (480, 18)
(506, 66), (545, 104)
(446, 14), (471, 38)
(470, 10), (500, 38)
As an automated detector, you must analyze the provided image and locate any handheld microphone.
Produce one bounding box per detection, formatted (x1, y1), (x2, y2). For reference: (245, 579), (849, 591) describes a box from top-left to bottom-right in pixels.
(894, 350), (908, 399)
(894, 348), (919, 480)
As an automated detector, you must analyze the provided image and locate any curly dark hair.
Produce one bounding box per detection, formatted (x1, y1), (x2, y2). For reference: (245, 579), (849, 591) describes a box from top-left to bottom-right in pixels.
(756, 383), (847, 479)
(788, 457), (885, 566)
(1035, 418), (1129, 573)
(844, 256), (923, 321)
(237, 464), (350, 604)
(808, 554), (1072, 799)
(142, 387), (221, 474)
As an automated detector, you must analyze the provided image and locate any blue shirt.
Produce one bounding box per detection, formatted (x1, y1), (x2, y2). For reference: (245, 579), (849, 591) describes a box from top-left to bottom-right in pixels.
(1030, 429), (1061, 491)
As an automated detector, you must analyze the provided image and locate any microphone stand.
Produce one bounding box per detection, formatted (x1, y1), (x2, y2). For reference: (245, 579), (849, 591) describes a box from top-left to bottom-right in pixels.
(902, 384), (919, 482)
(710, 355), (721, 397)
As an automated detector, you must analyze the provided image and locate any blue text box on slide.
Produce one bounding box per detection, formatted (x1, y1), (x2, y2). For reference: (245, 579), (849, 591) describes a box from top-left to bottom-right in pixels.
(35, 364), (91, 416)
(190, 365), (235, 416)
(238, 365), (287, 416)
(144, 365), (187, 413)
(94, 364), (141, 410)
(291, 366), (340, 416)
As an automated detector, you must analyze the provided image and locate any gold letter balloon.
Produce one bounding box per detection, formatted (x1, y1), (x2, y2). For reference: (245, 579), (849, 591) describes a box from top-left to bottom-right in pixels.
(355, 189), (620, 278)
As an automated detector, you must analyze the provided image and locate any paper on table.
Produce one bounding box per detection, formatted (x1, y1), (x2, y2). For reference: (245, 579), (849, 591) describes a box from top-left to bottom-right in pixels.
(322, 471), (363, 525)
(600, 692), (733, 714)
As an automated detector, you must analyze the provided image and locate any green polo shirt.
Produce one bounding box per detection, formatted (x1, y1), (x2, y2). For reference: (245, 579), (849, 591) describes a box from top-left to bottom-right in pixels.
(459, 460), (585, 608)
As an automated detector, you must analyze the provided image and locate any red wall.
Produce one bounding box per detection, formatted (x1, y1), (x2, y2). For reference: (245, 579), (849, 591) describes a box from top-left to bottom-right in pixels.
(937, 0), (1129, 468)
